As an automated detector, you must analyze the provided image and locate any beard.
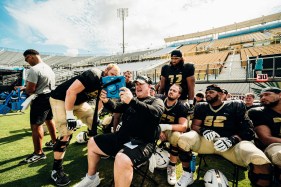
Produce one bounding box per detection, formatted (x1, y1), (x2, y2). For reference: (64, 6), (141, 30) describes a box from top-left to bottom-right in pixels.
(167, 95), (177, 101)
(261, 100), (279, 107)
(206, 94), (219, 104)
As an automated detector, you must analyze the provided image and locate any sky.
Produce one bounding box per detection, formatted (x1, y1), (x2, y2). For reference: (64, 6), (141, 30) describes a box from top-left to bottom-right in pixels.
(0, 0), (281, 57)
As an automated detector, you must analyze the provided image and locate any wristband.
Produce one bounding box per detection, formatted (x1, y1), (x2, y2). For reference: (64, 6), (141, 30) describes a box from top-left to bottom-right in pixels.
(165, 124), (173, 130)
(188, 100), (194, 105)
(66, 110), (75, 119)
(199, 127), (208, 135)
(229, 136), (240, 145)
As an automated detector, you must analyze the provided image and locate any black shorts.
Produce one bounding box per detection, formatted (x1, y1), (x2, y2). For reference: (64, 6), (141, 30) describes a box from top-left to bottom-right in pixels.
(30, 94), (53, 125)
(94, 133), (154, 166)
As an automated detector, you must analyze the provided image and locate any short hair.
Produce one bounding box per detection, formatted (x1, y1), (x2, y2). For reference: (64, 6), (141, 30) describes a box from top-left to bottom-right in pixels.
(245, 93), (255, 99)
(23, 49), (39, 57)
(123, 71), (132, 75)
(206, 84), (223, 93)
(170, 84), (182, 94)
(105, 64), (120, 74)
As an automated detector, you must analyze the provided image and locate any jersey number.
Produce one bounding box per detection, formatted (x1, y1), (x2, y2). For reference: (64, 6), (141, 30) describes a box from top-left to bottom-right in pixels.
(161, 114), (175, 123)
(169, 75), (182, 85)
(204, 116), (226, 127)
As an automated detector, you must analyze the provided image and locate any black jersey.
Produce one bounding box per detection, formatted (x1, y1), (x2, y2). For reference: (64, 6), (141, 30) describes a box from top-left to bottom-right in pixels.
(248, 106), (281, 138)
(245, 103), (261, 110)
(161, 63), (194, 100)
(160, 99), (188, 124)
(194, 100), (254, 140)
(103, 96), (164, 143)
(51, 68), (102, 105)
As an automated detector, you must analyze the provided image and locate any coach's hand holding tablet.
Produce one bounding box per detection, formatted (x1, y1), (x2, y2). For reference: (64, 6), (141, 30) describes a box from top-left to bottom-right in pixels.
(119, 87), (133, 104)
(100, 87), (133, 104)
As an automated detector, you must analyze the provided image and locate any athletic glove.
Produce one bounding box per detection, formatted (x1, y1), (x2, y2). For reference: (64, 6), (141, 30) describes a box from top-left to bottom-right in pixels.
(67, 119), (77, 131)
(66, 110), (77, 131)
(213, 137), (233, 152)
(187, 104), (195, 115)
(202, 129), (220, 141)
(159, 124), (172, 131)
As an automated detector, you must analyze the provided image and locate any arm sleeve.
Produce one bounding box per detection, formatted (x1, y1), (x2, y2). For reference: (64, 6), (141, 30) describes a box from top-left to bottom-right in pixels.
(129, 97), (164, 119)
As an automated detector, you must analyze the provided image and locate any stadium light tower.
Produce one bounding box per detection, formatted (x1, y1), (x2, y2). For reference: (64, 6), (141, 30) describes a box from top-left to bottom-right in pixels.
(117, 8), (128, 54)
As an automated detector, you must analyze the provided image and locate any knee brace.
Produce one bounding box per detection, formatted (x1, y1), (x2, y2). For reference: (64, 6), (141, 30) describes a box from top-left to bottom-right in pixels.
(248, 163), (273, 187)
(169, 145), (179, 156)
(178, 149), (192, 162)
(53, 135), (72, 152)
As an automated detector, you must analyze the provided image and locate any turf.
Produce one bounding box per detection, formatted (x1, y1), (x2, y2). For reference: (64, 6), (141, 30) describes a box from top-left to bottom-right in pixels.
(0, 110), (251, 187)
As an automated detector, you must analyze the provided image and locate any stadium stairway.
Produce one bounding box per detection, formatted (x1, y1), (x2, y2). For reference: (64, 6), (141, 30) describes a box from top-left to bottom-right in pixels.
(217, 53), (246, 80)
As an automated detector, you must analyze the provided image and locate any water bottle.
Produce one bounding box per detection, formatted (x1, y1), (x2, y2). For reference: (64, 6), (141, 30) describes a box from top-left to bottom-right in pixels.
(190, 154), (196, 172)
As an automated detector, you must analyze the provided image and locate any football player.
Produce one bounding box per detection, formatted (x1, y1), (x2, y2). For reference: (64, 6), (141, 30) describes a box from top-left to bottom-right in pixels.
(18, 49), (57, 164)
(248, 87), (281, 186)
(159, 50), (195, 111)
(175, 84), (272, 187)
(49, 64), (120, 186)
(159, 84), (189, 185)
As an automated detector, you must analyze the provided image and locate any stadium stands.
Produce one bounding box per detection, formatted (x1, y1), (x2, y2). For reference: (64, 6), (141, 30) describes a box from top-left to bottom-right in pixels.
(0, 13), (280, 97)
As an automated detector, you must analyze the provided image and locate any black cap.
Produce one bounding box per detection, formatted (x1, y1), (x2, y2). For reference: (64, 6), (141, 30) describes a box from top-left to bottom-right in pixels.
(171, 50), (182, 58)
(134, 75), (152, 84)
(23, 49), (39, 57)
(260, 87), (281, 94)
(206, 84), (223, 93)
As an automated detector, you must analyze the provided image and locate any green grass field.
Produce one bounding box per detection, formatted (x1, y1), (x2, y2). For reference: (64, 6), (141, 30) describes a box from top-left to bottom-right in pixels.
(0, 110), (251, 187)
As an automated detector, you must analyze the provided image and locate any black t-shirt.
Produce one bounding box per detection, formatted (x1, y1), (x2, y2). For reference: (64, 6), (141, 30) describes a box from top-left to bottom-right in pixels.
(160, 99), (188, 124)
(248, 106), (281, 138)
(194, 100), (254, 139)
(103, 96), (164, 143)
(51, 68), (102, 105)
(248, 106), (281, 149)
(161, 63), (194, 100)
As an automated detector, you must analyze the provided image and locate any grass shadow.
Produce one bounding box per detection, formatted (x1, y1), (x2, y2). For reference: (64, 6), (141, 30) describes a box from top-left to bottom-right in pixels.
(0, 129), (31, 145)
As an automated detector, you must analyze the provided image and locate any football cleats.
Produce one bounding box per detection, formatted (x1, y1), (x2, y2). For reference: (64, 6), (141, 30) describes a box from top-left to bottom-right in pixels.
(155, 147), (170, 169)
(204, 169), (229, 187)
